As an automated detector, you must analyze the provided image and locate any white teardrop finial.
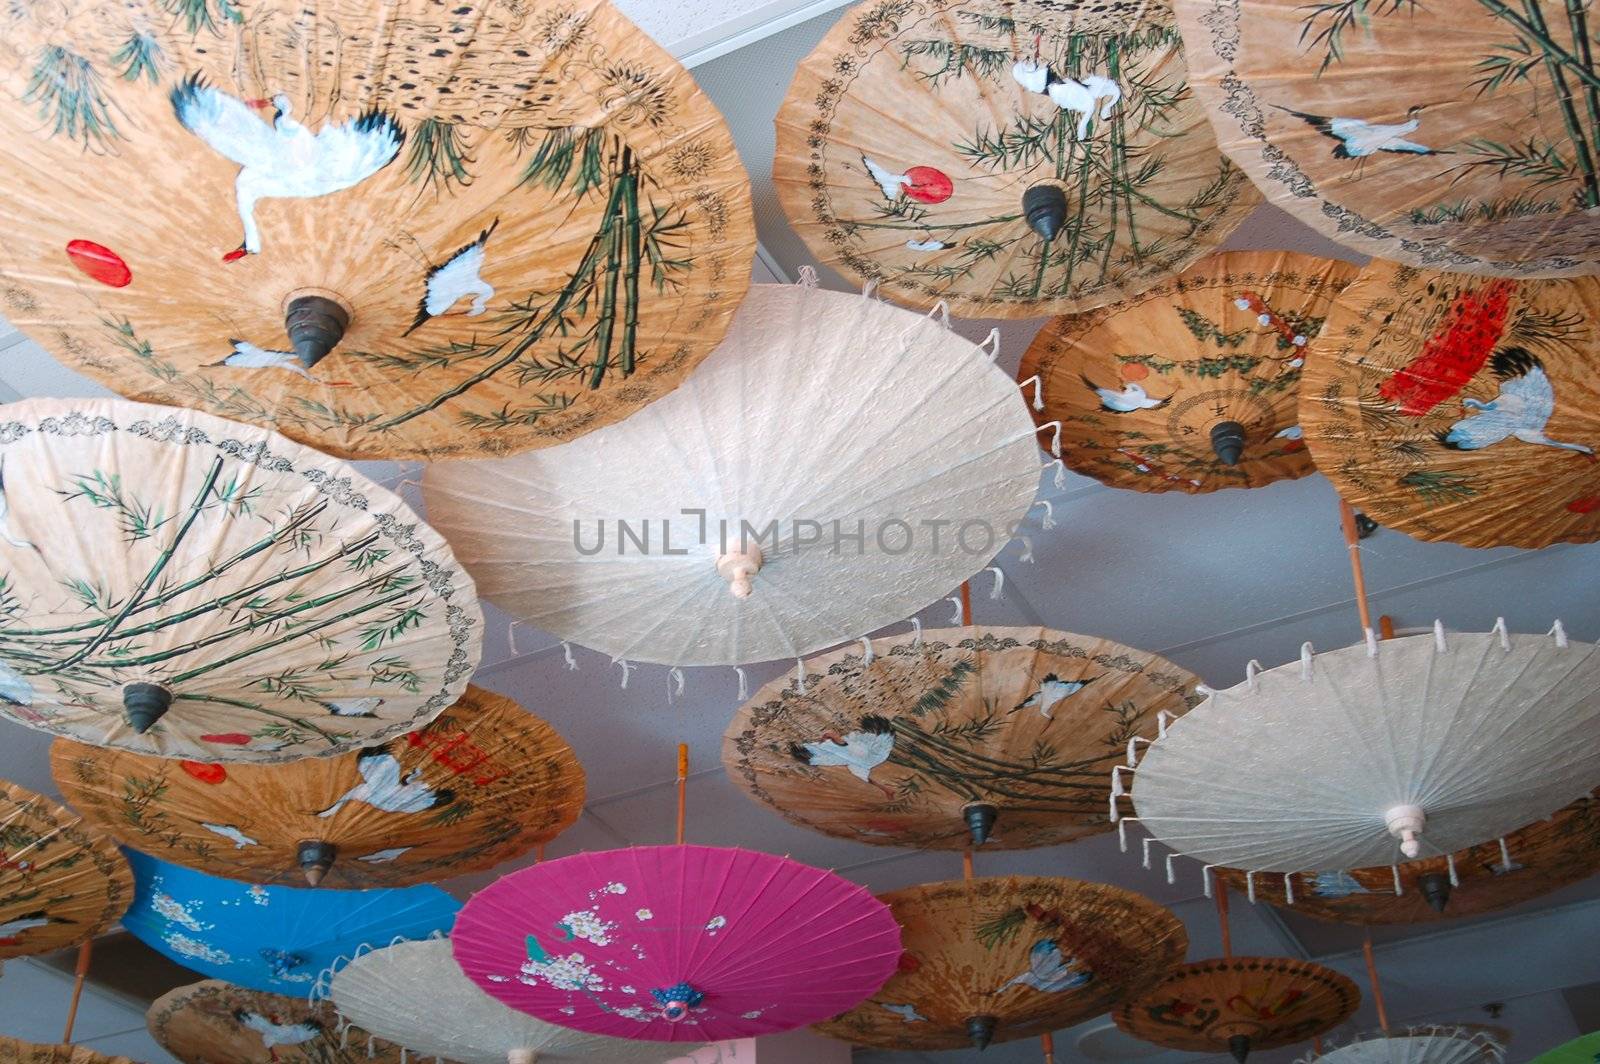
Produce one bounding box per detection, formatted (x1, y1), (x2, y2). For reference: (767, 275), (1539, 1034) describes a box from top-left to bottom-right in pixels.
(715, 542), (765, 599)
(507, 1050), (537, 1064)
(1385, 803), (1427, 858)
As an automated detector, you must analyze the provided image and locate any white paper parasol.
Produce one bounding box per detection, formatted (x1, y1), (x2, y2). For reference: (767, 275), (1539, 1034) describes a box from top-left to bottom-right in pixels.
(1306, 1029), (1505, 1064)
(422, 278), (1044, 666)
(323, 939), (697, 1064)
(1121, 622), (1600, 874)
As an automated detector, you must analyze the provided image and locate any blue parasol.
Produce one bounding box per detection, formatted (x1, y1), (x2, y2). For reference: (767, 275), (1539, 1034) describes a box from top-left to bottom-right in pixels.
(121, 849), (458, 994)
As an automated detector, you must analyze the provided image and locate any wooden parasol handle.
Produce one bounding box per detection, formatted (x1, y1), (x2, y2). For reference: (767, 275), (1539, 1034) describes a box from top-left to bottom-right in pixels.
(1041, 1031), (1056, 1063)
(61, 939), (93, 1042)
(1362, 930), (1390, 1033)
(962, 849), (975, 881)
(676, 743), (689, 846)
(1215, 880), (1232, 959)
(1338, 499), (1374, 634)
(959, 580), (973, 626)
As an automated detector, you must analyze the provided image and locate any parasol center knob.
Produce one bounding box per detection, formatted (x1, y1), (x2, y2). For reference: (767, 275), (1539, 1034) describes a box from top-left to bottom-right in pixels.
(1210, 420), (1247, 466)
(1022, 184), (1068, 243)
(285, 294), (351, 370)
(715, 543), (764, 599)
(1384, 803), (1426, 858)
(963, 802), (998, 847)
(296, 840), (337, 887)
(1418, 871), (1452, 913)
(651, 981), (705, 1022)
(123, 682), (173, 734)
(1229, 1034), (1254, 1063)
(967, 1014), (999, 1050)
(506, 1051), (537, 1064)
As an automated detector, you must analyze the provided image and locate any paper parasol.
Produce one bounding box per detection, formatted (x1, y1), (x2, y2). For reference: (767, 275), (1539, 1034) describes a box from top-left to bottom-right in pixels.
(813, 875), (1186, 1051)
(723, 625), (1200, 850)
(1299, 262), (1600, 548)
(1531, 1031), (1600, 1064)
(0, 780), (131, 959)
(0, 1038), (137, 1064)
(1213, 792), (1600, 923)
(1122, 623), (1600, 875)
(148, 979), (440, 1064)
(422, 280), (1042, 666)
(451, 844), (902, 1042)
(1020, 251), (1357, 493)
(773, 0), (1259, 318)
(1177, 0), (1600, 276)
(0, 0), (754, 461)
(1113, 957), (1359, 1060)
(50, 685), (582, 888)
(1308, 1029), (1506, 1064)
(326, 938), (703, 1064)
(0, 397), (479, 759)
(121, 849), (458, 993)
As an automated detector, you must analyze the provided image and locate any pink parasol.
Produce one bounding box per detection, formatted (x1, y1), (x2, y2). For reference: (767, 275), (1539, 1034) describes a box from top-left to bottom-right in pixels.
(450, 844), (901, 1042)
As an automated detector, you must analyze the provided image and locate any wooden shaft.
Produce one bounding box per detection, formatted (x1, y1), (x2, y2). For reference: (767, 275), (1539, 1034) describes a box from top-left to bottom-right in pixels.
(676, 743), (689, 846)
(535, 844), (546, 863)
(962, 849), (975, 881)
(1362, 930), (1390, 1033)
(1339, 499), (1374, 634)
(1042, 1032), (1056, 1063)
(1314, 1037), (1324, 1057)
(959, 581), (973, 626)
(1215, 880), (1232, 958)
(1379, 615), (1395, 640)
(61, 939), (93, 1042)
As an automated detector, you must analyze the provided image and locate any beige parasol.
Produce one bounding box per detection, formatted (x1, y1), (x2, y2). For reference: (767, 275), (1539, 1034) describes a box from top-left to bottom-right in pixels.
(0, 0), (753, 459)
(773, 0), (1259, 318)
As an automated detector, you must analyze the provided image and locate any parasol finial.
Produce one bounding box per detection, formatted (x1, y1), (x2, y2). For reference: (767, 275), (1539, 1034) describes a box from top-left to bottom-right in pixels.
(1384, 804), (1426, 858)
(715, 543), (764, 599)
(1022, 185), (1068, 243)
(284, 295), (351, 370)
(123, 683), (172, 734)
(1419, 872), (1452, 913)
(1210, 421), (1247, 466)
(968, 1014), (999, 1050)
(963, 802), (998, 846)
(1230, 1034), (1253, 1062)
(505, 1050), (537, 1064)
(297, 840), (337, 887)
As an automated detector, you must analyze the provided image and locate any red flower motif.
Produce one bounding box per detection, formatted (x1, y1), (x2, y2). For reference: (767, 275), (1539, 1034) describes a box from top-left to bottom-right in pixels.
(199, 732), (252, 746)
(179, 760), (227, 784)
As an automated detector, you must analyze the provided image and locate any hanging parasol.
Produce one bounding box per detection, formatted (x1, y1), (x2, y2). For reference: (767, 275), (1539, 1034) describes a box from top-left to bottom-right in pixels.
(1309, 1029), (1507, 1064)
(1212, 791), (1600, 923)
(50, 685), (583, 888)
(0, 397), (480, 759)
(1019, 250), (1358, 492)
(723, 625), (1201, 849)
(148, 979), (443, 1064)
(325, 937), (704, 1064)
(121, 849), (459, 993)
(1120, 622), (1600, 876)
(422, 278), (1043, 667)
(0, 779), (131, 960)
(0, 1038), (137, 1064)
(813, 875), (1186, 1051)
(450, 843), (902, 1042)
(1299, 262), (1600, 548)
(0, 0), (754, 461)
(1176, 0), (1600, 276)
(1113, 957), (1358, 1061)
(773, 0), (1259, 318)
(1531, 1031), (1600, 1064)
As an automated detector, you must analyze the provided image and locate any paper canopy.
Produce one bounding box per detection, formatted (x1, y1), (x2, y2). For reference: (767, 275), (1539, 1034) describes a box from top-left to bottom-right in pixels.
(0, 0), (754, 460)
(1021, 251), (1357, 492)
(1177, 0), (1600, 275)
(0, 1039), (137, 1064)
(1113, 957), (1359, 1057)
(1, 779), (132, 960)
(451, 844), (903, 1042)
(422, 281), (1043, 666)
(0, 398), (480, 761)
(724, 626), (1200, 850)
(1125, 624), (1600, 874)
(122, 849), (459, 993)
(1213, 792), (1600, 924)
(813, 875), (1187, 1051)
(1307, 1029), (1506, 1064)
(149, 979), (441, 1064)
(327, 938), (702, 1064)
(51, 685), (583, 888)
(774, 0), (1259, 318)
(1300, 262), (1600, 548)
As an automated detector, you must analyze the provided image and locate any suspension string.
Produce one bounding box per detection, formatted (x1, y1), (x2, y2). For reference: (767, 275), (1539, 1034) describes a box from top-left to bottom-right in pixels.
(1339, 499), (1374, 636)
(1363, 929), (1390, 1033)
